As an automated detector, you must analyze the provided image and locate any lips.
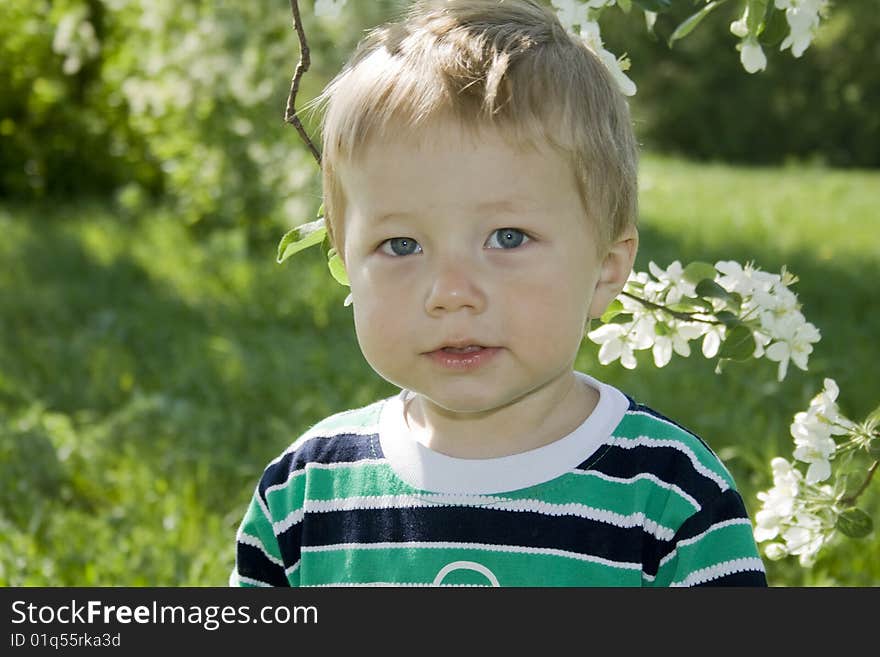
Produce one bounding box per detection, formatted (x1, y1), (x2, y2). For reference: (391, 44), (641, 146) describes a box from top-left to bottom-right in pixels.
(424, 343), (501, 370)
(427, 340), (490, 354)
(441, 345), (484, 354)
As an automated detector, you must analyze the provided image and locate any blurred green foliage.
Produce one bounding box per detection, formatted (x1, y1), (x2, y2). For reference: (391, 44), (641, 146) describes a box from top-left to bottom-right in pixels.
(0, 0), (406, 240)
(0, 196), (393, 584)
(0, 0), (160, 198)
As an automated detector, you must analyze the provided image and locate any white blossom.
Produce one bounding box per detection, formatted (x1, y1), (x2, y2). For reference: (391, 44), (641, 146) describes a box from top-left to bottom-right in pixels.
(754, 379), (864, 567)
(783, 507), (830, 566)
(551, 0), (616, 31)
(700, 323), (725, 358)
(740, 37), (767, 74)
(588, 317), (653, 370)
(763, 542), (788, 560)
(776, 0), (827, 57)
(755, 462), (836, 566)
(752, 280), (800, 318)
(651, 323), (704, 368)
(573, 20), (637, 97)
(783, 378), (860, 484)
(729, 10), (749, 39)
(790, 411), (835, 484)
(647, 260), (695, 305)
(715, 260), (776, 296)
(807, 378), (860, 434)
(550, 0), (592, 31)
(588, 259), (819, 378)
(751, 329), (772, 359)
(754, 457), (800, 542)
(763, 312), (821, 381)
(590, 324), (636, 369)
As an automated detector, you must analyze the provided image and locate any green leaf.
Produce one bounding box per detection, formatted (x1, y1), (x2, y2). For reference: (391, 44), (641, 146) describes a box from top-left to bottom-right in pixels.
(715, 310), (741, 327)
(618, 0), (632, 12)
(633, 0), (673, 12)
(669, 1), (724, 46)
(682, 261), (718, 285)
(696, 278), (734, 303)
(718, 325), (756, 361)
(668, 296), (714, 313)
(607, 312), (635, 325)
(327, 248), (349, 287)
(836, 508), (873, 539)
(276, 219), (327, 264)
(600, 298), (625, 323)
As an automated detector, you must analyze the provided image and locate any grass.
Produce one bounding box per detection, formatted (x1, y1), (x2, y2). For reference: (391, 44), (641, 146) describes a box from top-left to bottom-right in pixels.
(1, 153), (878, 586)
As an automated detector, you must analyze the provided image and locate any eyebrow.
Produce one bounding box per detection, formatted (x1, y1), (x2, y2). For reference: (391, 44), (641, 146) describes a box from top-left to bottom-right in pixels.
(371, 199), (531, 224)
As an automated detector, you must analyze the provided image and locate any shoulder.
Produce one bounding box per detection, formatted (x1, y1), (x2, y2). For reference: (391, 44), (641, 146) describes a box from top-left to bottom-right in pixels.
(607, 397), (738, 494)
(257, 397), (388, 492)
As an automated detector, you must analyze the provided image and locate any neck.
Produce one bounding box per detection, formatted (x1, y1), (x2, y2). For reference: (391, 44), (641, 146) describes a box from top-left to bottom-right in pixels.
(403, 370), (598, 459)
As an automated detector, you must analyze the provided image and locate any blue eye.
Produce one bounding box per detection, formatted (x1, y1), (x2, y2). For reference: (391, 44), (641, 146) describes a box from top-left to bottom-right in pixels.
(380, 237), (422, 256)
(486, 228), (529, 249)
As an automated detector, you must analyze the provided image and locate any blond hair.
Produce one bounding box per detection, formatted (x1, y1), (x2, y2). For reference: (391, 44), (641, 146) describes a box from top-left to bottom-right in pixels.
(309, 0), (638, 252)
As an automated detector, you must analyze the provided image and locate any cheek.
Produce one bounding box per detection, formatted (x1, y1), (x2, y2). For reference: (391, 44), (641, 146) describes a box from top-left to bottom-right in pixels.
(509, 259), (593, 316)
(351, 287), (408, 356)
(501, 263), (594, 348)
(353, 297), (389, 339)
(515, 285), (588, 330)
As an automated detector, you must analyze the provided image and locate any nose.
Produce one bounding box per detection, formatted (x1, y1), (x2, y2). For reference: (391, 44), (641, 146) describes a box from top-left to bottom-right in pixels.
(424, 256), (487, 316)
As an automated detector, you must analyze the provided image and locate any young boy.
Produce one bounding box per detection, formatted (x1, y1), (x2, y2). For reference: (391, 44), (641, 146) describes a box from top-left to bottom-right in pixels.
(232, 0), (767, 586)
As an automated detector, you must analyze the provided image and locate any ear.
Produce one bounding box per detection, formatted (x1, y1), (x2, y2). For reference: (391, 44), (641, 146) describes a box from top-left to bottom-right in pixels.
(588, 225), (639, 320)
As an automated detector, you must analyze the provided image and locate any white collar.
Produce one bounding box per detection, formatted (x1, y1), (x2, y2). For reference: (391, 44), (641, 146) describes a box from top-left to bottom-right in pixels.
(378, 371), (629, 494)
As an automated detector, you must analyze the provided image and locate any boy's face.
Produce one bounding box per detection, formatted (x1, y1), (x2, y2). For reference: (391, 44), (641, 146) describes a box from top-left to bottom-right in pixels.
(339, 119), (634, 416)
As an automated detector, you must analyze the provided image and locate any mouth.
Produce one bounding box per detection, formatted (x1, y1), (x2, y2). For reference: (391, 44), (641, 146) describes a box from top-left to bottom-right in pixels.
(439, 345), (485, 354)
(423, 342), (501, 370)
(426, 340), (493, 354)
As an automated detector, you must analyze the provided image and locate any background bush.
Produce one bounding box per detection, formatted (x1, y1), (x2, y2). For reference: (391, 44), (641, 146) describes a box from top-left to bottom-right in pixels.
(0, 0), (405, 241)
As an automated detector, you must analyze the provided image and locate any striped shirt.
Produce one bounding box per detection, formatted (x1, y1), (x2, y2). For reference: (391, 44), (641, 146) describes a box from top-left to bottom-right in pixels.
(232, 371), (767, 587)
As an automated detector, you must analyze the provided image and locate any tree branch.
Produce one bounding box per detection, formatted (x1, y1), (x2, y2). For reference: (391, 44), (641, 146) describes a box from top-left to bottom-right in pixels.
(840, 460), (879, 507)
(285, 0), (322, 166)
(620, 290), (723, 324)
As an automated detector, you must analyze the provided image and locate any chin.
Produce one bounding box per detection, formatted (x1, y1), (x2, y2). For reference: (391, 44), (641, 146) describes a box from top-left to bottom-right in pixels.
(416, 387), (519, 415)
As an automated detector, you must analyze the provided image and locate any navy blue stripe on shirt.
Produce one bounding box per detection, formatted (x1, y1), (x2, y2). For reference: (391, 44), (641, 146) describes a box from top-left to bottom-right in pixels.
(299, 506), (656, 564)
(578, 443), (724, 504)
(237, 542), (288, 586)
(641, 488), (755, 578)
(260, 433), (379, 498)
(670, 488), (753, 545)
(276, 519), (304, 573)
